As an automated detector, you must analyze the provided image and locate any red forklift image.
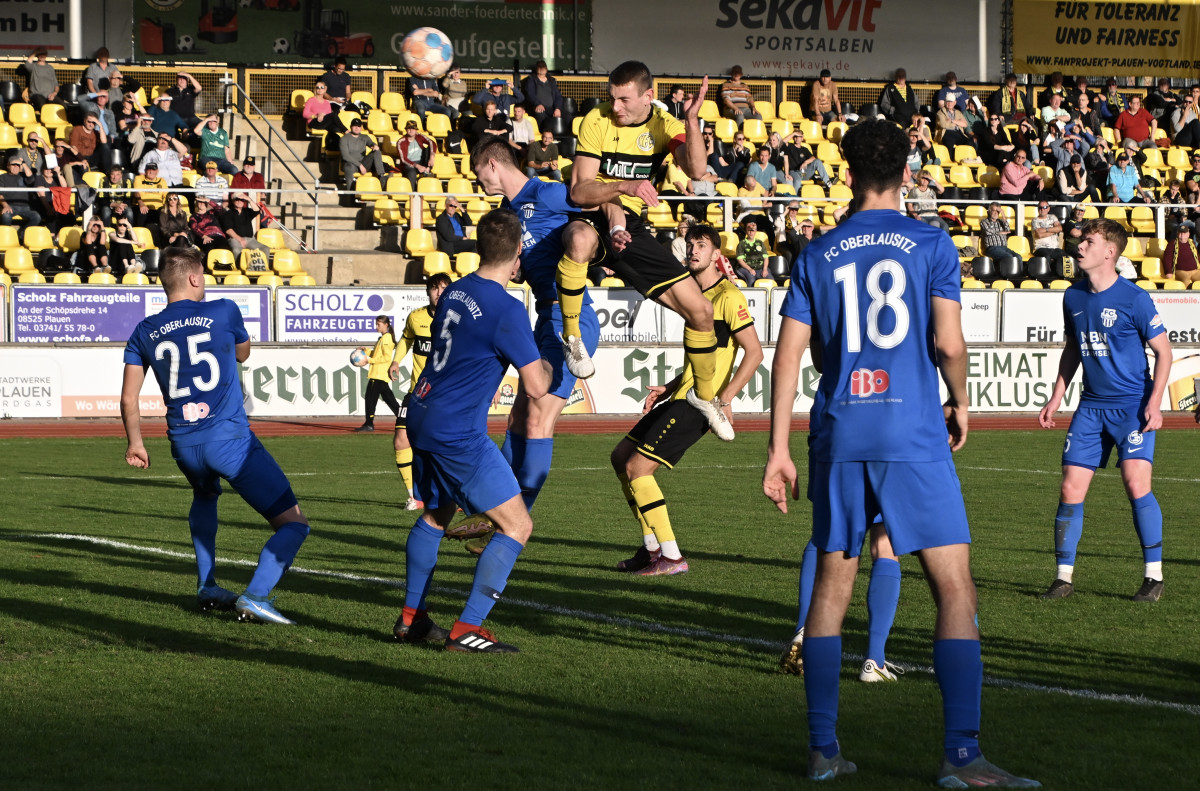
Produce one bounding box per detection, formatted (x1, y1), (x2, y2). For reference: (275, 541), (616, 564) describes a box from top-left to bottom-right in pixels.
(294, 0), (374, 58)
(199, 0), (238, 44)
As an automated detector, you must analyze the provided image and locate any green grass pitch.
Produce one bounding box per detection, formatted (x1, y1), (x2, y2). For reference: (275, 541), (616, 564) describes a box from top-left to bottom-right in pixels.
(1, 429), (1197, 790)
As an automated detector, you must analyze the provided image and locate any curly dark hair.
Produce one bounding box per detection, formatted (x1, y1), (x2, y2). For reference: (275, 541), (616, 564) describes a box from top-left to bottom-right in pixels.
(840, 119), (909, 195)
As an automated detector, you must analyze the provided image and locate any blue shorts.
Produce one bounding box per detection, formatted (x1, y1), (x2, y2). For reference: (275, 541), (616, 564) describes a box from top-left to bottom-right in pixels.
(536, 302), (600, 400)
(808, 460), (971, 557)
(1062, 404), (1156, 470)
(412, 433), (521, 515)
(171, 432), (297, 519)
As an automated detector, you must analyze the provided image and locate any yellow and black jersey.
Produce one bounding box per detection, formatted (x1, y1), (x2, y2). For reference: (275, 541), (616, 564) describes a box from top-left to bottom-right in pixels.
(365, 333), (396, 382)
(393, 304), (436, 391)
(672, 278), (754, 401)
(576, 102), (685, 215)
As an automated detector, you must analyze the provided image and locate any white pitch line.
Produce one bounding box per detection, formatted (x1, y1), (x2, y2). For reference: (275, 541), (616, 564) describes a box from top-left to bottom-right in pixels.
(9, 532), (1199, 718)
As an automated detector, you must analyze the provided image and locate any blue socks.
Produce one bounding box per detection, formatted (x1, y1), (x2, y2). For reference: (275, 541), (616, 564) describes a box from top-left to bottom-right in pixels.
(245, 521), (310, 598)
(1053, 501), (1084, 565)
(1130, 492), (1163, 564)
(403, 518), (443, 611)
(502, 431), (554, 511)
(460, 532), (524, 626)
(934, 639), (983, 767)
(866, 557), (901, 665)
(189, 495), (219, 588)
(795, 540), (818, 632)
(803, 635), (842, 754)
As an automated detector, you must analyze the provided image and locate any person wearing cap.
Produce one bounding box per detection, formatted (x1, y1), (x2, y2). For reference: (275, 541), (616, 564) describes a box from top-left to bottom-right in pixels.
(232, 157), (266, 205)
(140, 132), (188, 187)
(1056, 153), (1099, 203)
(988, 73), (1032, 124)
(408, 71), (458, 124)
(194, 159), (230, 208)
(1114, 94), (1158, 149)
(521, 59), (569, 128)
(1107, 149), (1152, 203)
(471, 79), (524, 117)
(936, 94), (975, 153)
(339, 116), (387, 190)
(719, 65), (760, 124)
(0, 155), (41, 234)
(1063, 203), (1088, 255)
(811, 69), (843, 124)
(397, 119), (437, 189)
(18, 47), (59, 111)
(149, 93), (188, 139)
(134, 161), (169, 213)
(1163, 221), (1200, 286)
(189, 195), (231, 260)
(193, 114), (237, 175)
(220, 193), (269, 260)
(166, 72), (203, 128)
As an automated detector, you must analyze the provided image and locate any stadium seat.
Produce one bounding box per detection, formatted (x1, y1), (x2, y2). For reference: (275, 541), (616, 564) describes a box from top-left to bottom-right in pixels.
(88, 272), (117, 284)
(962, 205), (986, 231)
(373, 198), (403, 225)
(415, 175), (443, 195)
(256, 273), (283, 288)
(825, 121), (848, 144)
(271, 250), (304, 278)
(53, 271), (81, 284)
(405, 228), (437, 256)
(1048, 279), (1071, 289)
(1140, 257), (1166, 283)
(948, 164), (980, 188)
(995, 253), (1024, 281)
(22, 225), (55, 253)
(718, 231), (739, 257)
(122, 272), (150, 284)
(797, 119), (823, 142)
(600, 276), (625, 287)
(816, 142), (844, 165)
(207, 249), (237, 273)
(455, 251), (479, 275)
(1103, 205), (1131, 231)
(445, 177), (475, 198)
(423, 251), (451, 277)
(355, 175), (384, 203)
(1143, 238), (1168, 258)
(7, 102), (37, 133)
(4, 246), (35, 273)
(977, 166), (1000, 189)
(366, 111), (395, 137)
(1122, 237), (1144, 261)
(0, 270), (9, 287)
(40, 104), (70, 137)
(0, 125), (18, 151)
(289, 89), (313, 114)
(1141, 148), (1165, 170)
(742, 119), (767, 144)
(646, 204), (675, 228)
(1019, 279), (1043, 289)
(712, 117), (738, 143)
(971, 255), (995, 282)
(714, 181), (737, 197)
(1163, 278), (1186, 290)
(1025, 256), (1053, 281)
(1006, 236), (1031, 259)
(777, 101), (803, 121)
(698, 100), (719, 122)
(256, 228), (287, 251)
(752, 277), (775, 289)
(991, 278), (1014, 291)
(58, 226), (83, 253)
(378, 92), (406, 117)
(289, 273), (316, 286)
(203, 273), (217, 284)
(1135, 279), (1157, 290)
(425, 113), (454, 139)
(19, 270), (46, 283)
(769, 119), (793, 139)
(132, 227), (155, 252)
(222, 273), (251, 285)
(961, 278), (984, 289)
(1129, 206), (1156, 235)
(953, 145), (978, 164)
(1166, 147), (1192, 169)
(754, 101), (776, 122)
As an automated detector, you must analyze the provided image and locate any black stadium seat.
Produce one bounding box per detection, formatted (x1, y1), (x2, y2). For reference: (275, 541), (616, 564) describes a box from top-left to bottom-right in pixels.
(767, 255), (790, 282)
(995, 253), (1024, 281)
(971, 255), (995, 282)
(857, 102), (879, 120)
(1025, 256), (1052, 282)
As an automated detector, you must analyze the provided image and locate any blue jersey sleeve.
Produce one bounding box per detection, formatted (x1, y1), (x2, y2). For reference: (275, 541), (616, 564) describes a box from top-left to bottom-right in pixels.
(779, 248), (814, 325)
(493, 299), (541, 370)
(929, 233), (962, 302)
(1133, 290), (1166, 342)
(123, 325), (148, 366)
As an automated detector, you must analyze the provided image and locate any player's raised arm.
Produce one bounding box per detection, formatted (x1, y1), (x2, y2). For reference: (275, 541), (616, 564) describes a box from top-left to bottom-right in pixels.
(677, 75), (710, 179)
(1039, 335), (1082, 429)
(1143, 332), (1173, 431)
(932, 296), (969, 451)
(120, 363), (150, 468)
(764, 316), (809, 513)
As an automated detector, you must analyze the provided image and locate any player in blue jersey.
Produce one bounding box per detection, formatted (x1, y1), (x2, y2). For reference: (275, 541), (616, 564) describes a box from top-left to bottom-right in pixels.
(393, 209), (551, 654)
(120, 247), (310, 625)
(763, 120), (1039, 788)
(1038, 218), (1172, 603)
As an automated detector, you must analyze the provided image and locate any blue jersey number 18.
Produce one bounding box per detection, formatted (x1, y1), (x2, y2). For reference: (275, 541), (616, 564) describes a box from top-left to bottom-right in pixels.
(833, 260), (910, 352)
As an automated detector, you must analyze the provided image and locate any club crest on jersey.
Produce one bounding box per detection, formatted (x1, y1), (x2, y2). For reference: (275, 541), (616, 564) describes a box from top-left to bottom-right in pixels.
(1101, 308), (1117, 327)
(1150, 314), (1163, 328)
(1127, 430), (1144, 446)
(850, 368), (889, 397)
(636, 131), (654, 152)
(521, 203), (535, 219)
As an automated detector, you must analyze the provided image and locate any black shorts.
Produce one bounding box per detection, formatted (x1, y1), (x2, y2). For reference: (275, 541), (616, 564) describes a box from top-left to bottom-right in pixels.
(395, 393), (411, 430)
(575, 210), (690, 299)
(626, 399), (708, 469)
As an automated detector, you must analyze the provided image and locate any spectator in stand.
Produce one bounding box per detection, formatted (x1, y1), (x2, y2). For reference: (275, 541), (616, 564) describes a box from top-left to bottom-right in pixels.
(1114, 95), (1159, 148)
(469, 100), (511, 150)
(878, 68), (918, 125)
(1096, 78), (1127, 125)
(810, 69), (843, 123)
(69, 112), (110, 172)
(936, 72), (970, 113)
(319, 57), (353, 107)
(98, 165), (134, 225)
(733, 218), (767, 283)
(472, 79), (524, 116)
(193, 114), (237, 175)
(17, 132), (48, 175)
(105, 71), (141, 108)
(128, 113), (157, 167)
(904, 126), (929, 177)
(1040, 93), (1071, 129)
(907, 170), (948, 230)
(409, 72), (458, 123)
(1169, 92), (1200, 148)
(1030, 200), (1065, 265)
(1057, 154), (1100, 203)
(1162, 179), (1189, 239)
(521, 60), (568, 128)
(911, 113), (935, 156)
(0, 156), (42, 235)
(339, 117), (387, 190)
(1085, 137), (1113, 187)
(936, 99), (975, 152)
(783, 127), (833, 189)
(980, 202), (1014, 260)
(662, 85), (687, 120)
(720, 65), (761, 123)
(670, 218), (691, 262)
(1000, 150), (1043, 201)
(508, 105), (536, 159)
(526, 130), (562, 181)
(232, 156), (265, 204)
(710, 129), (751, 183)
(149, 94), (188, 139)
(166, 72), (204, 130)
(189, 196), (230, 259)
(434, 198), (476, 256)
(33, 162), (72, 233)
(140, 132), (188, 187)
(134, 161), (169, 217)
(77, 218), (111, 275)
(1183, 151), (1200, 201)
(1108, 150), (1152, 203)
(83, 47), (115, 95)
(774, 202), (803, 262)
(1038, 71), (1068, 108)
(1063, 203), (1087, 256)
(1068, 76), (1096, 106)
(303, 82), (348, 139)
(116, 94), (143, 149)
(220, 193), (268, 260)
(440, 68), (469, 113)
(989, 73), (1032, 123)
(1014, 117), (1042, 163)
(736, 174), (770, 229)
(1145, 78), (1179, 122)
(979, 114), (1016, 167)
(107, 219), (142, 276)
(194, 160), (230, 209)
(18, 48), (59, 111)
(746, 145), (779, 193)
(1071, 92), (1103, 138)
(397, 119), (437, 189)
(158, 193), (193, 248)
(1163, 221), (1200, 285)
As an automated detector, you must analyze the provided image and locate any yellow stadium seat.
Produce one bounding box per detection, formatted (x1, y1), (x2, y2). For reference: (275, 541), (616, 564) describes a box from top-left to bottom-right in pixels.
(991, 279), (1015, 291)
(0, 125), (17, 151)
(423, 250), (451, 277)
(203, 274), (217, 284)
(698, 100), (719, 122)
(256, 273), (283, 288)
(797, 119), (823, 142)
(19, 270), (46, 283)
(378, 92), (406, 117)
(961, 278), (984, 289)
(1122, 237), (1144, 260)
(256, 228), (287, 251)
(1135, 279), (1157, 290)
(58, 226), (83, 253)
(290, 89), (313, 113)
(53, 271), (81, 284)
(373, 198), (404, 225)
(742, 119), (767, 144)
(1048, 279), (1072, 289)
(207, 249), (236, 273)
(825, 121), (848, 144)
(948, 164), (980, 188)
(88, 272), (117, 284)
(425, 114), (453, 138)
(23, 225), (55, 253)
(455, 252), (479, 275)
(289, 274), (317, 286)
(405, 228), (437, 256)
(385, 174), (413, 196)
(1007, 236), (1031, 258)
(714, 181), (737, 197)
(1129, 206), (1156, 235)
(132, 226), (155, 252)
(367, 111), (395, 137)
(445, 177), (475, 198)
(122, 273), (150, 285)
(5, 246), (35, 273)
(713, 117), (738, 143)
(355, 175), (384, 202)
(431, 157), (458, 179)
(1103, 205), (1131, 231)
(963, 205), (986, 231)
(40, 104), (71, 136)
(416, 175), (443, 195)
(646, 204), (675, 228)
(1019, 279), (1044, 289)
(777, 101), (803, 121)
(1166, 147), (1192, 169)
(1144, 238), (1168, 258)
(770, 119), (793, 140)
(0, 270), (9, 287)
(754, 101), (776, 121)
(1140, 257), (1165, 283)
(1163, 278), (1186, 290)
(7, 102), (37, 131)
(600, 276), (625, 287)
(953, 145), (978, 164)
(752, 277), (776, 289)
(272, 250), (304, 277)
(977, 166), (1000, 189)
(222, 273), (251, 285)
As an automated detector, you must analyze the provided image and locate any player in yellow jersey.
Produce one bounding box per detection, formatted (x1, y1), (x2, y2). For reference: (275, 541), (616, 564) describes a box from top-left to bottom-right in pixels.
(609, 224), (763, 575)
(354, 315), (401, 433)
(567, 60), (736, 442)
(388, 273), (451, 510)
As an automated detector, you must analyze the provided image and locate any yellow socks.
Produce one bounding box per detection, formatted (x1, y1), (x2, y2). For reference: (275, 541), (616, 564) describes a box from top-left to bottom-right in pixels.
(556, 255), (589, 339)
(396, 447), (413, 495)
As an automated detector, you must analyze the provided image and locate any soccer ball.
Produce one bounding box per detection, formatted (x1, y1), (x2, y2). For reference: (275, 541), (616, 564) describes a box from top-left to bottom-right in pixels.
(401, 27), (453, 79)
(272, 37), (290, 54)
(177, 35), (195, 53)
(350, 349), (368, 367)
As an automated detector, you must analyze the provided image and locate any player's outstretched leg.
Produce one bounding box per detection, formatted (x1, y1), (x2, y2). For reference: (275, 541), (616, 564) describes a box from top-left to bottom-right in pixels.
(236, 512), (310, 625)
(556, 223), (597, 379)
(657, 279), (731, 441)
(394, 512), (452, 643)
(610, 439), (661, 571)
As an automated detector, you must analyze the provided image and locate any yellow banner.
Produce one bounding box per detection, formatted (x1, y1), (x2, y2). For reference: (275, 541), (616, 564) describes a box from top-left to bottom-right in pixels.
(1014, 0), (1200, 77)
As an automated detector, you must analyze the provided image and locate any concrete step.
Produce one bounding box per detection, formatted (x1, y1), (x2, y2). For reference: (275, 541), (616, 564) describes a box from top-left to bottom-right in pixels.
(304, 227), (387, 250)
(299, 250), (423, 286)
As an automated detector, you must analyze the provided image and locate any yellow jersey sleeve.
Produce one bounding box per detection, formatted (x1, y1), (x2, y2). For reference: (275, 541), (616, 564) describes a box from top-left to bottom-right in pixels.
(719, 284), (755, 336)
(576, 103), (687, 215)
